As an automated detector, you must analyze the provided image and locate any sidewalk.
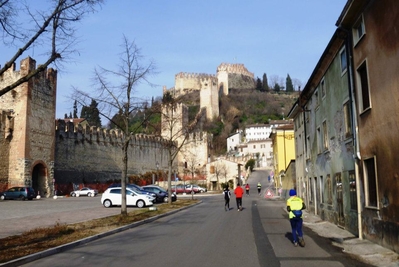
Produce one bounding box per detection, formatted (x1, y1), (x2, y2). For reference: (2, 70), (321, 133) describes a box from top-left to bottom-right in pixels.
(299, 206), (399, 267)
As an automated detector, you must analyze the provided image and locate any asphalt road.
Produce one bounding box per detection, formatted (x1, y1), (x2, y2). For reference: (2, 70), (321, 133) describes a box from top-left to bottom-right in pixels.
(1, 170), (372, 267)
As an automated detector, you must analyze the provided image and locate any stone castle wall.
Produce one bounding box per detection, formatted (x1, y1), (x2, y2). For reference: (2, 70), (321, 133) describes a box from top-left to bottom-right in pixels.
(0, 57), (57, 192)
(55, 120), (171, 185)
(169, 63), (254, 98)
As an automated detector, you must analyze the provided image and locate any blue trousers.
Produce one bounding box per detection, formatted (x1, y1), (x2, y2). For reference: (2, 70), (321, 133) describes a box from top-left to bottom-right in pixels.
(290, 217), (303, 243)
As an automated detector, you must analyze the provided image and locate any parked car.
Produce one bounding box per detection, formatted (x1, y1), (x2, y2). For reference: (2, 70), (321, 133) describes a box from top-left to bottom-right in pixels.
(142, 185), (177, 203)
(70, 187), (98, 197)
(0, 187), (37, 200)
(101, 187), (154, 208)
(170, 184), (190, 194)
(182, 184), (207, 194)
(108, 183), (157, 199)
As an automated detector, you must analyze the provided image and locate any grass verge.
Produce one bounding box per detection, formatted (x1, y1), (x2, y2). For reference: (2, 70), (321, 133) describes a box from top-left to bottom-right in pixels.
(0, 199), (199, 263)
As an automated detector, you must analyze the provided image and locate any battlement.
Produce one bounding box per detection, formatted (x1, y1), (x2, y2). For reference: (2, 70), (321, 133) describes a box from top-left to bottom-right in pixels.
(0, 57), (57, 87)
(217, 63), (254, 78)
(175, 72), (216, 80)
(55, 119), (169, 147)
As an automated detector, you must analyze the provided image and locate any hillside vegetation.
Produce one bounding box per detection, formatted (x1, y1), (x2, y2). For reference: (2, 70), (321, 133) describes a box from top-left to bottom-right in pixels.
(178, 89), (298, 154)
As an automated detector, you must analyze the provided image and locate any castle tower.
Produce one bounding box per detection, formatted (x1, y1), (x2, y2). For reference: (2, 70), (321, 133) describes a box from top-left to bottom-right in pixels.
(217, 63), (255, 95)
(0, 57), (57, 196)
(200, 76), (219, 120)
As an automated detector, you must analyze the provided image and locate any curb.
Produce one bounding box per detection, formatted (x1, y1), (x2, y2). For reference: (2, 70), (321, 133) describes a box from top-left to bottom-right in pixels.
(0, 201), (202, 267)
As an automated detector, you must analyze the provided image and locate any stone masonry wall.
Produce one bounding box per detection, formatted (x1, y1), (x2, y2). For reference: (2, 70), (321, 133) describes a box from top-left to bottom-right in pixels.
(0, 57), (56, 191)
(54, 120), (171, 185)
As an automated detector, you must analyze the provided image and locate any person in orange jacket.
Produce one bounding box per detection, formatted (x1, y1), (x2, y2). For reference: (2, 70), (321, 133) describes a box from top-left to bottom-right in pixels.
(234, 183), (244, 211)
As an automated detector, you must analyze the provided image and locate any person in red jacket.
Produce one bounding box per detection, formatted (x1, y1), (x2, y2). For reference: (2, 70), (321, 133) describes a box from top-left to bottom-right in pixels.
(245, 183), (250, 196)
(234, 184), (244, 211)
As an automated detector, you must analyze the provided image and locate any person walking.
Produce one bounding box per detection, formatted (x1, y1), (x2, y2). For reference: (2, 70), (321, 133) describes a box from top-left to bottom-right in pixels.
(287, 189), (306, 247)
(257, 182), (262, 195)
(223, 187), (231, 211)
(245, 183), (250, 196)
(234, 184), (244, 211)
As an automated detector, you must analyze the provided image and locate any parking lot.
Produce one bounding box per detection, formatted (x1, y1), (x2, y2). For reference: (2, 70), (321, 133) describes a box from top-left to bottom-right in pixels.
(0, 195), (139, 238)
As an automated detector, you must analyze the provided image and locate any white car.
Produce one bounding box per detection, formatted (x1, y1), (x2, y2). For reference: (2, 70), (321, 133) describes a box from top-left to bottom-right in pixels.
(70, 187), (98, 197)
(101, 187), (154, 208)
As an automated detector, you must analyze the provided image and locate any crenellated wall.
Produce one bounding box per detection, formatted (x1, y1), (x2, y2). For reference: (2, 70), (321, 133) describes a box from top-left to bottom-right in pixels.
(54, 120), (172, 185)
(0, 57), (57, 196)
(217, 63), (255, 95)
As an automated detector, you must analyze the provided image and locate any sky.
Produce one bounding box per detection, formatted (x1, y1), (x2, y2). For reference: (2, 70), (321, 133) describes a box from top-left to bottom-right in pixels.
(1, 0), (348, 119)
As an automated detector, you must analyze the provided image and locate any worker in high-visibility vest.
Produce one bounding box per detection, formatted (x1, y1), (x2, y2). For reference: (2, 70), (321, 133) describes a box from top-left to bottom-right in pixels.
(286, 189), (306, 247)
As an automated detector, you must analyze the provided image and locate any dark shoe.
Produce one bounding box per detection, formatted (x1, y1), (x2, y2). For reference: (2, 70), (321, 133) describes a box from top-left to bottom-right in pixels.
(299, 238), (305, 247)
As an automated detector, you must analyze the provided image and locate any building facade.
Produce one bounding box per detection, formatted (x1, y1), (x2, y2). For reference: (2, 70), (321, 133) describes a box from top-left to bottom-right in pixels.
(337, 0), (399, 252)
(288, 0), (399, 253)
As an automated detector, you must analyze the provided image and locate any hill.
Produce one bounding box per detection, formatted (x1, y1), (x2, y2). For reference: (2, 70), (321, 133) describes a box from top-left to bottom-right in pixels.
(177, 89), (298, 154)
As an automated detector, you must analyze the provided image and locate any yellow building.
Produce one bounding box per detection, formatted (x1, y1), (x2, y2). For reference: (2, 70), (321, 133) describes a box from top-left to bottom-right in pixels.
(269, 122), (295, 194)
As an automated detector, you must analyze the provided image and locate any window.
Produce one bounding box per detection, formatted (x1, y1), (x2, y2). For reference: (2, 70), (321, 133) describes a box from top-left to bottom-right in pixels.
(343, 101), (352, 138)
(349, 171), (357, 210)
(353, 15), (365, 46)
(357, 61), (371, 112)
(315, 89), (319, 107)
(306, 135), (310, 159)
(320, 176), (324, 203)
(321, 79), (326, 99)
(322, 121), (328, 150)
(326, 174), (332, 204)
(364, 156), (378, 208)
(317, 127), (322, 154)
(340, 47), (347, 74)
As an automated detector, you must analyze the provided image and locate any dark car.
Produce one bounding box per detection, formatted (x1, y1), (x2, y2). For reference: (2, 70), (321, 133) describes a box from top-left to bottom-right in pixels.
(142, 185), (177, 203)
(108, 183), (157, 199)
(0, 187), (37, 200)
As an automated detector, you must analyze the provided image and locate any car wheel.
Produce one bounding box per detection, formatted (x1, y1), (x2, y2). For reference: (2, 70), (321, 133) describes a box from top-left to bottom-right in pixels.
(163, 196), (168, 203)
(20, 195), (26, 201)
(136, 200), (145, 208)
(71, 192), (76, 197)
(0, 195), (5, 200)
(87, 192), (92, 197)
(103, 199), (112, 208)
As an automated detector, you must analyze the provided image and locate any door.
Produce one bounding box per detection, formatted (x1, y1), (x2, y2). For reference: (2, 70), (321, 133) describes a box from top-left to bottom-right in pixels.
(336, 173), (345, 227)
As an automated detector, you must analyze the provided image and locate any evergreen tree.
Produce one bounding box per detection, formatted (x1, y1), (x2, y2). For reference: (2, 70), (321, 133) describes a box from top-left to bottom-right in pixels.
(64, 113), (68, 119)
(80, 99), (102, 127)
(256, 77), (262, 91)
(262, 73), (269, 92)
(273, 83), (281, 92)
(73, 100), (78, 118)
(286, 74), (294, 92)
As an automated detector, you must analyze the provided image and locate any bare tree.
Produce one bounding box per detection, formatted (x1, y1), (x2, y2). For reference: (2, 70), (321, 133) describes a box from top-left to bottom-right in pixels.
(213, 160), (227, 190)
(160, 91), (204, 204)
(0, 0), (103, 97)
(74, 36), (156, 215)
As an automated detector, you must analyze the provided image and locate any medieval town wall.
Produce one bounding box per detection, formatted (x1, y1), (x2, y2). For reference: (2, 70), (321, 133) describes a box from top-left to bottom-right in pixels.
(54, 120), (171, 185)
(0, 57), (56, 190)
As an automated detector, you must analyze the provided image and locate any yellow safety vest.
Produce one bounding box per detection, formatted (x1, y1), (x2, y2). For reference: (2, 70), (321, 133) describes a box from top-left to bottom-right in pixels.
(287, 196), (304, 219)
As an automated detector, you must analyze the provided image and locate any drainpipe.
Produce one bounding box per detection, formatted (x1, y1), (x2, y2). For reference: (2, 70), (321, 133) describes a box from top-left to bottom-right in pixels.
(343, 26), (363, 240)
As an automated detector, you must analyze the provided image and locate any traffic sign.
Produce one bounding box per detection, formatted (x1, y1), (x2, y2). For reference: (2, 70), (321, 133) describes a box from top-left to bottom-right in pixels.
(265, 189), (274, 198)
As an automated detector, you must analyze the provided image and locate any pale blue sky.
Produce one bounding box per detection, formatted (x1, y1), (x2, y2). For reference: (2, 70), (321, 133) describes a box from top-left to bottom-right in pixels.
(1, 1), (348, 119)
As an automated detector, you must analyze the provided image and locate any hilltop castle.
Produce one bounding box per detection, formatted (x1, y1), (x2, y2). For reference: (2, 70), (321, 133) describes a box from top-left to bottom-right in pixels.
(165, 63), (254, 120)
